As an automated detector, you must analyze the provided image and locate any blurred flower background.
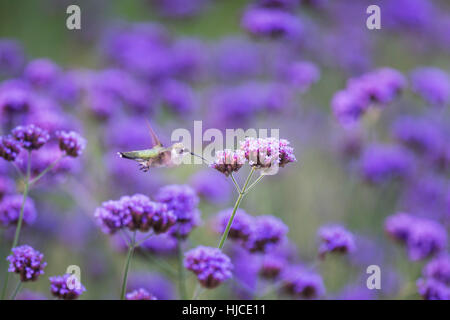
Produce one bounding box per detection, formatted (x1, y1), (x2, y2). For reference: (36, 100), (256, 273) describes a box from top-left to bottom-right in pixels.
(0, 0), (450, 300)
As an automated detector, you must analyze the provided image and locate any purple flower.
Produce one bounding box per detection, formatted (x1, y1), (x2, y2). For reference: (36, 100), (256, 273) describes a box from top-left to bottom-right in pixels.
(0, 39), (25, 76)
(0, 79), (33, 118)
(407, 219), (447, 261)
(318, 225), (356, 257)
(417, 278), (450, 300)
(150, 202), (177, 234)
(171, 37), (206, 81)
(189, 170), (232, 204)
(50, 72), (81, 105)
(0, 194), (36, 226)
(12, 124), (49, 150)
(184, 246), (233, 289)
(278, 61), (320, 91)
(385, 213), (447, 261)
(259, 254), (286, 279)
(210, 149), (246, 177)
(245, 215), (288, 253)
(49, 274), (86, 300)
(423, 255), (450, 285)
(392, 116), (442, 154)
(347, 68), (406, 105)
(126, 288), (157, 300)
(0, 135), (21, 161)
(56, 130), (86, 157)
(160, 80), (195, 114)
(410, 67), (450, 105)
(7, 245), (46, 282)
(214, 208), (254, 241)
(24, 58), (60, 87)
(240, 137), (296, 170)
(281, 266), (325, 299)
(242, 7), (303, 40)
(94, 199), (130, 234)
(332, 68), (406, 126)
(156, 184), (200, 223)
(121, 194), (174, 233)
(359, 144), (414, 184)
(331, 89), (368, 127)
(213, 37), (262, 81)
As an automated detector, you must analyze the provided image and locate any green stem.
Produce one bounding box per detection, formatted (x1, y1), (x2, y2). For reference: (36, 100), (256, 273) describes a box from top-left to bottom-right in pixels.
(230, 173), (241, 194)
(10, 281), (22, 300)
(177, 238), (187, 300)
(29, 154), (64, 186)
(120, 231), (136, 300)
(1, 151), (31, 300)
(244, 174), (265, 195)
(217, 167), (255, 249)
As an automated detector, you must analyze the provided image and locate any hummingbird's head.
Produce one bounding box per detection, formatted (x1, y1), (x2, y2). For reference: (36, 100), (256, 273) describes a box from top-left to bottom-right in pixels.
(170, 143), (188, 166)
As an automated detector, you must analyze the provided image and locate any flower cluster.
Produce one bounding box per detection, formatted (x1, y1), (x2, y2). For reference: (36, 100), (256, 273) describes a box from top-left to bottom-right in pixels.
(94, 194), (176, 235)
(359, 144), (414, 184)
(184, 246), (233, 289)
(410, 67), (450, 106)
(318, 225), (356, 257)
(210, 149), (246, 177)
(0, 135), (21, 161)
(331, 68), (406, 126)
(56, 130), (86, 158)
(385, 213), (447, 261)
(12, 124), (49, 150)
(213, 210), (288, 253)
(126, 288), (158, 300)
(155, 184), (201, 239)
(0, 194), (36, 226)
(281, 266), (325, 299)
(242, 7), (303, 40)
(7, 245), (46, 281)
(417, 254), (450, 300)
(49, 274), (86, 300)
(239, 137), (296, 170)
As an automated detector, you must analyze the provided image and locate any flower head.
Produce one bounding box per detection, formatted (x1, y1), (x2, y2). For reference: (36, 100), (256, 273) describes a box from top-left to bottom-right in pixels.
(0, 135), (21, 161)
(7, 245), (46, 281)
(49, 274), (86, 300)
(121, 194), (169, 232)
(411, 67), (450, 105)
(0, 194), (36, 227)
(24, 58), (60, 87)
(259, 254), (286, 279)
(12, 124), (49, 150)
(184, 246), (233, 289)
(245, 215), (288, 253)
(94, 199), (130, 234)
(423, 255), (450, 285)
(359, 144), (414, 184)
(281, 267), (325, 299)
(56, 131), (86, 157)
(242, 8), (303, 39)
(318, 225), (356, 257)
(385, 213), (447, 261)
(213, 208), (253, 241)
(417, 278), (450, 300)
(210, 149), (245, 177)
(126, 288), (157, 300)
(240, 137), (296, 170)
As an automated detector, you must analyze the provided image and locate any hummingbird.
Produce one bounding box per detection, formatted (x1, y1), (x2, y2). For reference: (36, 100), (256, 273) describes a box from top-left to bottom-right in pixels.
(117, 121), (205, 172)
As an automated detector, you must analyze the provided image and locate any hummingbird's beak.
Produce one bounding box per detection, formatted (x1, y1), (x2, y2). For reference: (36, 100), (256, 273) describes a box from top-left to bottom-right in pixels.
(188, 151), (208, 164)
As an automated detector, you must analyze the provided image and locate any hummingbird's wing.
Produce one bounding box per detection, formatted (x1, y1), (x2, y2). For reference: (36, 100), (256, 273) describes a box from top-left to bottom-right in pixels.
(146, 120), (163, 147)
